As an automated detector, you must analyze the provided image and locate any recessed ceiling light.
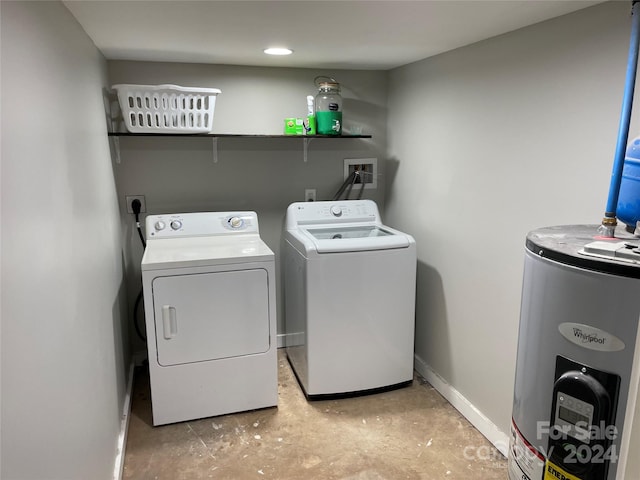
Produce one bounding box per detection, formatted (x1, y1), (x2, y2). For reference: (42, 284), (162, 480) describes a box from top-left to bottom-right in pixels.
(264, 47), (293, 56)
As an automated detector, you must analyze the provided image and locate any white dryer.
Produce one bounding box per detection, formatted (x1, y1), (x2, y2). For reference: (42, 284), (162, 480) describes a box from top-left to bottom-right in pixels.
(283, 200), (417, 397)
(141, 211), (277, 426)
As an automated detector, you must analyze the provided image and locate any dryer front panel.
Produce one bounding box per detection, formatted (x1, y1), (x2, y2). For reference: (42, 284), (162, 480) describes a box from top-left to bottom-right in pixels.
(151, 268), (270, 366)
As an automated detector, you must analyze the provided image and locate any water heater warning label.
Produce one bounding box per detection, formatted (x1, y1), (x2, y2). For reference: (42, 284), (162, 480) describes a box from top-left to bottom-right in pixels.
(508, 420), (545, 480)
(544, 460), (583, 480)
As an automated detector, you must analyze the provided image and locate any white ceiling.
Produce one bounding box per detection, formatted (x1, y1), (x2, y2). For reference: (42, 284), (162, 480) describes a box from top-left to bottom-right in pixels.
(63, 0), (604, 71)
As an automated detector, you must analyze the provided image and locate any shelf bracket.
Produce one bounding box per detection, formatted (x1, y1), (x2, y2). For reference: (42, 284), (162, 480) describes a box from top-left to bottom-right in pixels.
(303, 137), (314, 163)
(212, 137), (219, 163)
(111, 136), (121, 164)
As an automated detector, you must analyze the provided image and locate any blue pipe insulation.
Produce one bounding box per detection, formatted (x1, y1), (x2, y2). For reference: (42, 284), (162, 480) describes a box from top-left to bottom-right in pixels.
(605, 0), (640, 218)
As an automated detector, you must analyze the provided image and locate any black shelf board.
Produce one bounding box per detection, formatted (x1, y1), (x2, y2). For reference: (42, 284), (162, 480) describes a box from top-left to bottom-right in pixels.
(107, 132), (371, 138)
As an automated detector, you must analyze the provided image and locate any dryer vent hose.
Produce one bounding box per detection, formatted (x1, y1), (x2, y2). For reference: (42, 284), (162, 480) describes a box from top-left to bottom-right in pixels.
(132, 199), (147, 342)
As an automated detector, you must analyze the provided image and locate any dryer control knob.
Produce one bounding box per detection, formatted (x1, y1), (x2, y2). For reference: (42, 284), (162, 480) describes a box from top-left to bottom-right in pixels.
(154, 221), (166, 231)
(228, 216), (244, 228)
(330, 205), (343, 217)
(170, 220), (182, 230)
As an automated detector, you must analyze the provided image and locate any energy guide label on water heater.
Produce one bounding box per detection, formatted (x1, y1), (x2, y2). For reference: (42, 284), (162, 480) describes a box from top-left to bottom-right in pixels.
(544, 460), (583, 480)
(508, 421), (545, 480)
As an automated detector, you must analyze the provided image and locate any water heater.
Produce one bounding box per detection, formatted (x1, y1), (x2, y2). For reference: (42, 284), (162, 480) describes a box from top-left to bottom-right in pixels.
(508, 225), (640, 480)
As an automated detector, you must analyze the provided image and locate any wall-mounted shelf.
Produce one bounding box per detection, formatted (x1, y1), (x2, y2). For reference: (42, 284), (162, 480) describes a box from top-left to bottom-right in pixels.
(107, 132), (372, 163)
(107, 132), (370, 138)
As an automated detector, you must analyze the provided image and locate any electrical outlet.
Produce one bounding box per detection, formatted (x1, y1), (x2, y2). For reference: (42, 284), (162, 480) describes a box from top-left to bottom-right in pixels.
(305, 189), (317, 202)
(344, 158), (377, 189)
(125, 195), (146, 214)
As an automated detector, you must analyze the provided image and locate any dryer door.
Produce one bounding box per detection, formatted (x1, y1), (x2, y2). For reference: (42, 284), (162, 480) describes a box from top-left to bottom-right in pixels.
(152, 268), (270, 366)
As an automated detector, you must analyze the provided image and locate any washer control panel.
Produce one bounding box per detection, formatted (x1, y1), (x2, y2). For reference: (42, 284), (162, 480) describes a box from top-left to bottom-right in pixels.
(146, 211), (259, 239)
(286, 200), (379, 229)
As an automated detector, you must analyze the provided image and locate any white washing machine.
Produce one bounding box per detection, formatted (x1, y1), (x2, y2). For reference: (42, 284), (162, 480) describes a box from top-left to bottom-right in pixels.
(141, 211), (277, 426)
(283, 200), (416, 397)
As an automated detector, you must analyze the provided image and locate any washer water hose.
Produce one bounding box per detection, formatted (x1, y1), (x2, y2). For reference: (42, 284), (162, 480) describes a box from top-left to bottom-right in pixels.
(332, 170), (358, 200)
(599, 0), (640, 237)
(332, 168), (374, 200)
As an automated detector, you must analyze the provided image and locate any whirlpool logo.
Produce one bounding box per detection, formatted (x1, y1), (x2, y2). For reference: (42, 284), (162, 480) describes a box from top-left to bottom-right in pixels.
(572, 327), (606, 345)
(558, 323), (625, 352)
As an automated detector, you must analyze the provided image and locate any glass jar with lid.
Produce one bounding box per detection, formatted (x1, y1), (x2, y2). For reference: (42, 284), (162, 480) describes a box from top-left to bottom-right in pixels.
(315, 77), (342, 135)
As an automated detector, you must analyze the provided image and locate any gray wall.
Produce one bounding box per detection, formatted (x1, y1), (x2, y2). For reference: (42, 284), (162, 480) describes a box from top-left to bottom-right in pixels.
(3, 1), (639, 478)
(1, 2), (128, 479)
(108, 61), (387, 351)
(385, 0), (639, 467)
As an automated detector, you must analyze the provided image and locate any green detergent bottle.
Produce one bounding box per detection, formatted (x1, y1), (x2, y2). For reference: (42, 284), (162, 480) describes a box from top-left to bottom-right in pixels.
(315, 77), (342, 135)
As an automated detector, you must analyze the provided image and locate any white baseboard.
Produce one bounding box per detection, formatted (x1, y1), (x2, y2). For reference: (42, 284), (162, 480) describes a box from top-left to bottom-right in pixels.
(113, 361), (135, 480)
(414, 354), (509, 457)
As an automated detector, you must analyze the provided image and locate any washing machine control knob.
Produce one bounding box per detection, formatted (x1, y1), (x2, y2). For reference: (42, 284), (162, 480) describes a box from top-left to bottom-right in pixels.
(170, 220), (182, 230)
(154, 221), (166, 231)
(228, 216), (244, 229)
(330, 205), (343, 217)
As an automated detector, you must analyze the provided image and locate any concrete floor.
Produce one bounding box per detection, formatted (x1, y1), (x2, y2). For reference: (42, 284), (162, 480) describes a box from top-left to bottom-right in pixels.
(123, 351), (507, 480)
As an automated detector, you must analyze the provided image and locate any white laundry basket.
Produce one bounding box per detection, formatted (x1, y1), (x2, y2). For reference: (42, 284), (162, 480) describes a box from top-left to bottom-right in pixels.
(112, 84), (221, 133)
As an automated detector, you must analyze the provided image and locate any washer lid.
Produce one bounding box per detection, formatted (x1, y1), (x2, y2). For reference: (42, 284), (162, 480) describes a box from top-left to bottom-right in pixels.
(300, 224), (411, 253)
(141, 234), (274, 270)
